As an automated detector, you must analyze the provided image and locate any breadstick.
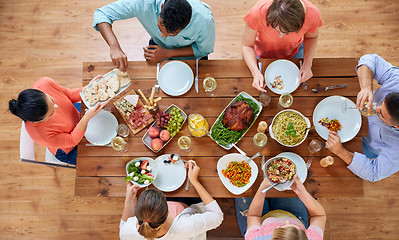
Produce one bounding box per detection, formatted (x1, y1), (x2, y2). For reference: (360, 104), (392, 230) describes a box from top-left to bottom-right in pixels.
(150, 87), (155, 106)
(153, 97), (162, 103)
(138, 89), (151, 106)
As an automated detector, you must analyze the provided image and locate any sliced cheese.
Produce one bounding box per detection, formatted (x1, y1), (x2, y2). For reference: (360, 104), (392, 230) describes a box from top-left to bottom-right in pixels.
(124, 95), (139, 107)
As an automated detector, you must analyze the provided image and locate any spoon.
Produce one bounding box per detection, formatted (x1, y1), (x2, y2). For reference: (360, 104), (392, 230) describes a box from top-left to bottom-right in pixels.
(261, 178), (287, 193)
(245, 152), (260, 163)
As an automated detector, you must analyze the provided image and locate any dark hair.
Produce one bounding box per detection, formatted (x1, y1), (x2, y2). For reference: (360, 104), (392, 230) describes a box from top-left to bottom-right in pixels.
(385, 92), (399, 125)
(8, 89), (48, 122)
(266, 0), (305, 33)
(272, 226), (308, 240)
(160, 0), (192, 34)
(136, 189), (169, 240)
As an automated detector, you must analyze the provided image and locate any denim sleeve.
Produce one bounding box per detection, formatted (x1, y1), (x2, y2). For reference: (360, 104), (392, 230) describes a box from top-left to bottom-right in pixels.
(191, 18), (215, 58)
(356, 54), (394, 85)
(348, 152), (399, 182)
(93, 0), (139, 31)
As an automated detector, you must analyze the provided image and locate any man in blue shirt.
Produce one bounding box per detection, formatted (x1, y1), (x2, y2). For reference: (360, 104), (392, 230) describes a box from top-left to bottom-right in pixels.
(93, 0), (215, 71)
(326, 54), (399, 182)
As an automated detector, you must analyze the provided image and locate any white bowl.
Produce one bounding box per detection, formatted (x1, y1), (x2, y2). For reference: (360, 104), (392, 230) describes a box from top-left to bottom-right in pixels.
(125, 157), (158, 188)
(85, 110), (118, 146)
(262, 152), (307, 191)
(264, 60), (300, 94)
(313, 96), (362, 143)
(217, 153), (258, 195)
(269, 109), (311, 147)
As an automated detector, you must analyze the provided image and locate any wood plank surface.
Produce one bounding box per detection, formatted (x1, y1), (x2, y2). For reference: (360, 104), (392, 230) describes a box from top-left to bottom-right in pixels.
(2, 0), (399, 239)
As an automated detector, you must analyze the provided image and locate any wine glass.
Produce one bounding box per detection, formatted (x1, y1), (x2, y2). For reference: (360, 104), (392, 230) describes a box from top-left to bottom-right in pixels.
(117, 123), (130, 137)
(279, 93), (293, 108)
(111, 136), (129, 153)
(308, 139), (325, 153)
(178, 136), (192, 152)
(203, 76), (217, 96)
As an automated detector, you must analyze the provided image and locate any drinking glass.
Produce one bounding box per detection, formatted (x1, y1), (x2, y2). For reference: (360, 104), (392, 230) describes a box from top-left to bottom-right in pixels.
(203, 76), (217, 96)
(360, 102), (377, 117)
(188, 114), (209, 137)
(279, 93), (293, 108)
(111, 136), (129, 153)
(259, 91), (271, 106)
(253, 132), (267, 149)
(308, 139), (325, 153)
(117, 123), (130, 137)
(178, 136), (192, 152)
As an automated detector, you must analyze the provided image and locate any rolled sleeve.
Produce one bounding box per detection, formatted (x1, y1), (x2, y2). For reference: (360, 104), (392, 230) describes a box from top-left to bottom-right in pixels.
(93, 0), (139, 31)
(348, 152), (399, 182)
(356, 54), (394, 85)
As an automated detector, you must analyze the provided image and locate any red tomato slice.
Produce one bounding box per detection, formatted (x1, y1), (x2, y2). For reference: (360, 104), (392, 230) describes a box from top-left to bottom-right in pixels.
(140, 160), (149, 170)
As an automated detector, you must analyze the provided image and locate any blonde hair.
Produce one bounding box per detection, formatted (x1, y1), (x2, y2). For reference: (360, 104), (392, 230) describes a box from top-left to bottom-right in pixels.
(271, 226), (308, 240)
(136, 189), (169, 240)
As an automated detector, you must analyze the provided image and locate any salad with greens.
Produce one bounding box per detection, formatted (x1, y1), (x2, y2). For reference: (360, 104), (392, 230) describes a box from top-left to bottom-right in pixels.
(125, 160), (154, 185)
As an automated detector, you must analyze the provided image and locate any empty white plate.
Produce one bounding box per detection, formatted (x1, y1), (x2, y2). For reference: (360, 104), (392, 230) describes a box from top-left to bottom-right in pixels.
(159, 61), (194, 96)
(313, 96), (362, 143)
(264, 59), (300, 94)
(153, 154), (187, 192)
(85, 110), (118, 146)
(217, 153), (258, 195)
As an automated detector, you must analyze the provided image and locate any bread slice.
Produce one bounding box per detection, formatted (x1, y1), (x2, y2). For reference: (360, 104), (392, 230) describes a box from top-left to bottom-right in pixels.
(89, 94), (99, 106)
(107, 87), (115, 98)
(119, 76), (131, 87)
(91, 81), (99, 94)
(113, 68), (128, 77)
(106, 75), (120, 92)
(83, 87), (91, 101)
(98, 89), (109, 101)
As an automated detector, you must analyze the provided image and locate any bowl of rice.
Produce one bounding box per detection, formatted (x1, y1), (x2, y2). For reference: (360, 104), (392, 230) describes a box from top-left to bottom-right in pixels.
(269, 109), (311, 147)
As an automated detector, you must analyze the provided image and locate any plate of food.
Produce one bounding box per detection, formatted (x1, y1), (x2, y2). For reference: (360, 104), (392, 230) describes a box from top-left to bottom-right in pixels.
(264, 60), (300, 94)
(85, 110), (118, 146)
(217, 153), (258, 195)
(152, 154), (187, 192)
(81, 69), (131, 108)
(262, 152), (307, 191)
(269, 109), (311, 147)
(114, 89), (154, 135)
(125, 157), (157, 187)
(159, 61), (194, 96)
(142, 104), (187, 153)
(209, 92), (262, 150)
(313, 96), (361, 143)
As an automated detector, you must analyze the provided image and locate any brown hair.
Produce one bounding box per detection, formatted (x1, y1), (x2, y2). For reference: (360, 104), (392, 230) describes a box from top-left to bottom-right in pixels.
(266, 0), (305, 33)
(136, 189), (169, 240)
(271, 226), (308, 240)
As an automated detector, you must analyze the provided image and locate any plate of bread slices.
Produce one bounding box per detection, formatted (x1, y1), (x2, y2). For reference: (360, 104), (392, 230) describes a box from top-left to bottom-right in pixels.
(81, 69), (131, 108)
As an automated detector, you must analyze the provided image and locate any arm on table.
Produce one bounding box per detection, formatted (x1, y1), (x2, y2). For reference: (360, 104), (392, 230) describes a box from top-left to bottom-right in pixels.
(299, 29), (319, 83)
(325, 131), (354, 166)
(121, 183), (140, 221)
(291, 175), (326, 232)
(143, 45), (194, 64)
(246, 178), (271, 230)
(241, 23), (265, 92)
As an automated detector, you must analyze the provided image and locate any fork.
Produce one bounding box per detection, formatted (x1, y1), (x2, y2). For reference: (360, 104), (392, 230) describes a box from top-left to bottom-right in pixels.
(306, 159), (312, 169)
(155, 62), (160, 92)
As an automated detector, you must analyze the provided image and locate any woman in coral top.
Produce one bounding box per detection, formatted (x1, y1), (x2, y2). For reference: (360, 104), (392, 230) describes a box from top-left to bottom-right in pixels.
(9, 77), (107, 165)
(242, 0), (323, 91)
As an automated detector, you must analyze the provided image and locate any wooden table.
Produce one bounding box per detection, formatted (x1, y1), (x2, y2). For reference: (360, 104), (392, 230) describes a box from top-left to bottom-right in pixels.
(76, 58), (366, 198)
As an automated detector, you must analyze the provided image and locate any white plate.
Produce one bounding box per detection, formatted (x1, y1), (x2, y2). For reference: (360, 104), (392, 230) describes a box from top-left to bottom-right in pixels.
(264, 60), (299, 94)
(126, 157), (158, 188)
(85, 110), (118, 146)
(262, 152), (307, 191)
(159, 61), (194, 96)
(153, 154), (187, 192)
(217, 153), (258, 195)
(269, 109), (311, 147)
(313, 96), (362, 143)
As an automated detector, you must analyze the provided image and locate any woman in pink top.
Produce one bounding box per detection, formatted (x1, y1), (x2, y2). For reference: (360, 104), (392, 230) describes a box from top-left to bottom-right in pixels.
(120, 160), (224, 240)
(242, 0), (323, 91)
(8, 77), (107, 165)
(240, 175), (326, 239)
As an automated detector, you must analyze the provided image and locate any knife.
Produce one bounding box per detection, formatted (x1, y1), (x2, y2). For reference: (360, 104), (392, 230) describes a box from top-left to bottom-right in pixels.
(195, 59), (199, 93)
(312, 83), (347, 93)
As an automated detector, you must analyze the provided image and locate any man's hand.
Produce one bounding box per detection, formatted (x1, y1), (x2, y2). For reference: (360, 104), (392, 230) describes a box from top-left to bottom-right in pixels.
(125, 182), (140, 204)
(298, 64), (313, 83)
(110, 46), (128, 72)
(325, 131), (344, 155)
(252, 71), (267, 92)
(356, 88), (373, 110)
(143, 45), (169, 64)
(290, 174), (307, 196)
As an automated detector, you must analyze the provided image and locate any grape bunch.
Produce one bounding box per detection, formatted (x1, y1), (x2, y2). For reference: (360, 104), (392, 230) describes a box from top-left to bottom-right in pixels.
(166, 107), (184, 137)
(155, 112), (170, 129)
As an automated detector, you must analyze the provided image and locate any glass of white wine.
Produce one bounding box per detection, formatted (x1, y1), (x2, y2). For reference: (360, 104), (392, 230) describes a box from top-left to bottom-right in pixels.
(253, 132), (267, 149)
(360, 102), (377, 117)
(279, 93), (293, 108)
(111, 136), (129, 153)
(203, 76), (217, 96)
(178, 136), (192, 152)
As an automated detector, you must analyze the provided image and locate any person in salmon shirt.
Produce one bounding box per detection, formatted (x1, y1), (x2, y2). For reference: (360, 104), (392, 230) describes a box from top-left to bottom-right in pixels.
(242, 0), (323, 91)
(119, 160), (223, 240)
(8, 77), (108, 165)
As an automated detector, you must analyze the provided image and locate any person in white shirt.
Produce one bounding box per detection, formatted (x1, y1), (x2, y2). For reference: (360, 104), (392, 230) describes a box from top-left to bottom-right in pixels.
(119, 160), (223, 240)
